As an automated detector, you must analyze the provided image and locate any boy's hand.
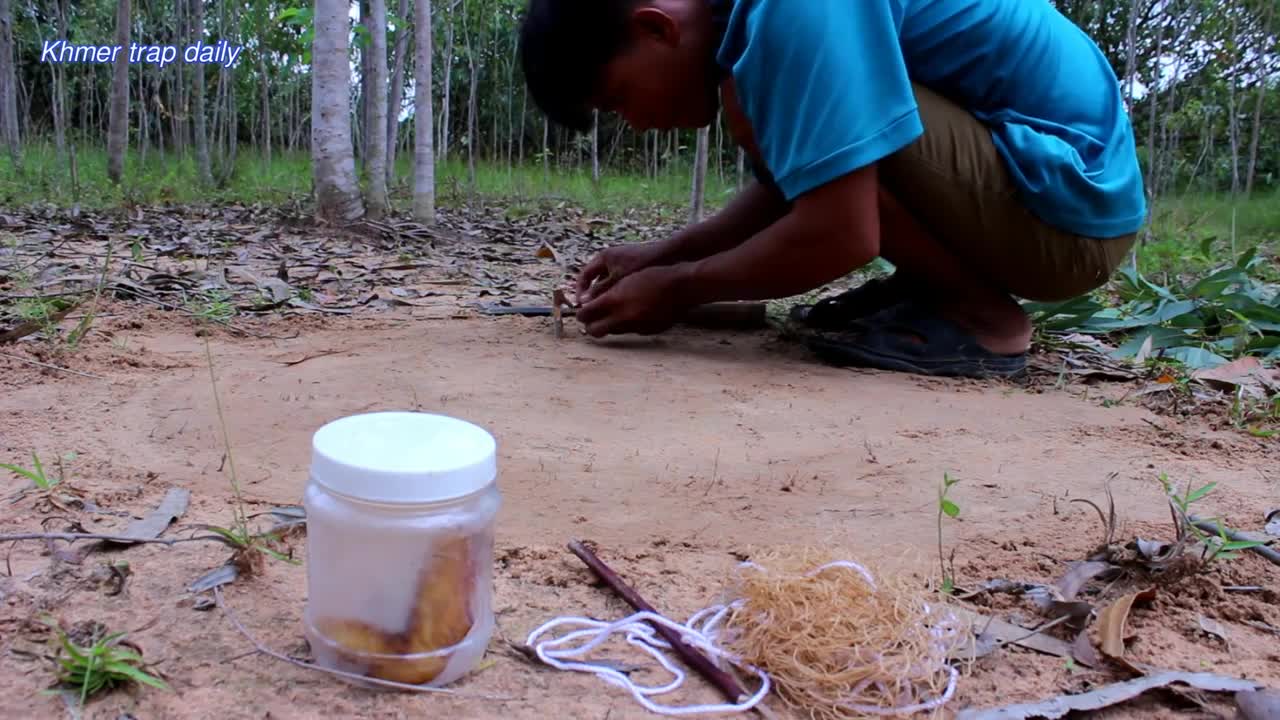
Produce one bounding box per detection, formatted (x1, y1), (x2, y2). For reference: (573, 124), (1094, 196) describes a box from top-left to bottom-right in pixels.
(576, 265), (689, 337)
(574, 242), (665, 304)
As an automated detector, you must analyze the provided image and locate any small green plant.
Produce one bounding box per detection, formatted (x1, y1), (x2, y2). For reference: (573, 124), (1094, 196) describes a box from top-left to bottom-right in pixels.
(1, 452), (59, 490)
(937, 472), (961, 594)
(43, 620), (169, 705)
(1159, 474), (1266, 563)
(187, 288), (236, 323)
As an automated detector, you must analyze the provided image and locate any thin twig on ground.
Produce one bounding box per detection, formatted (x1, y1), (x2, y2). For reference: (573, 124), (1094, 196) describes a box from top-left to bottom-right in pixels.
(0, 352), (106, 380)
(212, 587), (516, 701)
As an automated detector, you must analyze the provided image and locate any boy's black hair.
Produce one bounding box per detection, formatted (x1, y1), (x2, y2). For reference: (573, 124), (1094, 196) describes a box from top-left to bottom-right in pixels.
(519, 0), (637, 133)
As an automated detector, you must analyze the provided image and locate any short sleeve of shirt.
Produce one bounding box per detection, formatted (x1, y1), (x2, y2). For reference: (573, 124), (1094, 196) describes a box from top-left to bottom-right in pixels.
(717, 0), (922, 201)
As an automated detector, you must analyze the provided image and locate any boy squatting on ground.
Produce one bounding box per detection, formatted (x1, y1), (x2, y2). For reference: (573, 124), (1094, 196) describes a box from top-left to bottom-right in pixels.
(518, 0), (1148, 379)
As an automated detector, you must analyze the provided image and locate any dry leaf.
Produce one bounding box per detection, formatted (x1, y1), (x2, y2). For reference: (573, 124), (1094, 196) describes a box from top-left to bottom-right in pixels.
(1192, 357), (1280, 397)
(1053, 560), (1112, 601)
(1197, 616), (1230, 646)
(949, 607), (1074, 660)
(956, 670), (1260, 720)
(1070, 627), (1101, 668)
(1098, 588), (1156, 658)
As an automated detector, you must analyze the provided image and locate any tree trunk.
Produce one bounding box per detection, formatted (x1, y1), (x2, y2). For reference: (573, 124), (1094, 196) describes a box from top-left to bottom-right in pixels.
(192, 0), (212, 184)
(386, 3), (409, 185)
(506, 34), (516, 170)
(542, 115), (548, 181)
(413, 0), (436, 222)
(50, 0), (68, 157)
(1244, 4), (1273, 197)
(736, 147), (744, 189)
(259, 48), (271, 163)
(464, 8), (478, 188)
(518, 87), (527, 165)
(440, 5), (455, 162)
(220, 0), (238, 183)
(106, 0), (131, 183)
(312, 0), (365, 221)
(0, 0), (21, 167)
(591, 110), (600, 184)
(138, 57), (148, 166)
(1226, 10), (1241, 197)
(358, 0), (372, 166)
(714, 109), (723, 184)
(365, 0), (390, 217)
(690, 126), (709, 222)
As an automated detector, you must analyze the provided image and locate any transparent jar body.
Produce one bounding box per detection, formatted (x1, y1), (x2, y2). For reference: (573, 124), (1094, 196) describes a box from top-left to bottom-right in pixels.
(302, 479), (500, 688)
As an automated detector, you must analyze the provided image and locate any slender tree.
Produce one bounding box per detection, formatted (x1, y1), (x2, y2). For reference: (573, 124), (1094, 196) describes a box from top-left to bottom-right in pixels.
(366, 0), (390, 217)
(312, 0), (365, 221)
(106, 0), (131, 183)
(192, 0), (212, 184)
(413, 0), (436, 222)
(690, 126), (709, 221)
(387, 0), (410, 185)
(0, 0), (19, 167)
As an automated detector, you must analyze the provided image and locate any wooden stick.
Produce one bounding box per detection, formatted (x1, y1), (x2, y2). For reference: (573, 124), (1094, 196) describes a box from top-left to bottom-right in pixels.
(567, 540), (757, 706)
(1188, 516), (1280, 567)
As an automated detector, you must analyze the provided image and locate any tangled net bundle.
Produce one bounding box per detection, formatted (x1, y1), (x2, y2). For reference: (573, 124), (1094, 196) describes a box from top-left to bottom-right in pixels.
(714, 547), (965, 719)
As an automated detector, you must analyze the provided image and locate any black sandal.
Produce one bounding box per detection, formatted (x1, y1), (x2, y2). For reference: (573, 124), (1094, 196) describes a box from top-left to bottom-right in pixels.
(804, 301), (1028, 378)
(788, 275), (910, 330)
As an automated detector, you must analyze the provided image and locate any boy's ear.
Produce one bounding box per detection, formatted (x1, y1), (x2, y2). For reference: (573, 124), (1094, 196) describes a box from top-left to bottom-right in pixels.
(629, 6), (681, 48)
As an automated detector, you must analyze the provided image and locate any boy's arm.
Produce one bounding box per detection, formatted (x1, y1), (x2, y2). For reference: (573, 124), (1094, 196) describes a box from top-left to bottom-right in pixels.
(674, 164), (880, 305)
(652, 179), (788, 265)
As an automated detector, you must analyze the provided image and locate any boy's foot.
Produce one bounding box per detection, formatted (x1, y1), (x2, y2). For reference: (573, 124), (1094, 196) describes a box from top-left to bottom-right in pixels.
(803, 300), (1028, 378)
(788, 273), (915, 330)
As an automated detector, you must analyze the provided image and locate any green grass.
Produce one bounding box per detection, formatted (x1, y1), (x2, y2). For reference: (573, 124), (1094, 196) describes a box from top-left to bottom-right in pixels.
(1142, 190), (1280, 282)
(0, 140), (739, 217)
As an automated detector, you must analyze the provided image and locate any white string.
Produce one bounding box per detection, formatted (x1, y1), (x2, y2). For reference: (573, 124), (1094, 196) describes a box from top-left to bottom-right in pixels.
(527, 559), (959, 717)
(525, 609), (771, 716)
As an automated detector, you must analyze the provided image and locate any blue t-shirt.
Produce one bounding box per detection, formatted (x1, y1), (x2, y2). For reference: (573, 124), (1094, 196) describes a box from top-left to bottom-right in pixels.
(715, 0), (1148, 239)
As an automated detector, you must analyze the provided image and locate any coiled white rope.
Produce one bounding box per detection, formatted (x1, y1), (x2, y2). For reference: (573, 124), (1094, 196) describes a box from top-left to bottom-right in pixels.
(526, 559), (959, 717)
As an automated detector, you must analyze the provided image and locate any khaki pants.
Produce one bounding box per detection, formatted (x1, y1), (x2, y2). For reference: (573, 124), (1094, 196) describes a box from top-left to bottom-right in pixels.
(877, 83), (1136, 302)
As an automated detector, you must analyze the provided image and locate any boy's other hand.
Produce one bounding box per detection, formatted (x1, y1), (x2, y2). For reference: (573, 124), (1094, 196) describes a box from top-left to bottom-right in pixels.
(576, 265), (688, 337)
(574, 242), (665, 304)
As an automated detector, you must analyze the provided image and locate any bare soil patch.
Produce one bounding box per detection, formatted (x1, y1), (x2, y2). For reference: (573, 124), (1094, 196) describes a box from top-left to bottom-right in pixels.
(2, 207), (1277, 718)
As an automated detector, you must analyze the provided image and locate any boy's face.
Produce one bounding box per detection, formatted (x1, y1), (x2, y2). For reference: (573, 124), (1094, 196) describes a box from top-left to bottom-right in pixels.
(591, 5), (719, 131)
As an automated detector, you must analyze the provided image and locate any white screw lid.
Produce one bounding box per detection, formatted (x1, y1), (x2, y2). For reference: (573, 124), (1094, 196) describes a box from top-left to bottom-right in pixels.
(310, 411), (497, 503)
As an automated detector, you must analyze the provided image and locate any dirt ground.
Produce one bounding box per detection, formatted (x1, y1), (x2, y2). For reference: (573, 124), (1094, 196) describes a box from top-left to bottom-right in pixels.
(2, 298), (1278, 719)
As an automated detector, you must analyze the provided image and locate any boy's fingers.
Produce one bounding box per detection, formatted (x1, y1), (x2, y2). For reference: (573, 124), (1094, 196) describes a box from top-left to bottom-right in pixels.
(575, 255), (608, 297)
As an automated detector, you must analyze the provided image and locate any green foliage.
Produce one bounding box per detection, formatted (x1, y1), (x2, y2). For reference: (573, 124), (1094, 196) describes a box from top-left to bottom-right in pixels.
(1, 143), (735, 217)
(42, 619), (169, 706)
(937, 473), (961, 594)
(1027, 244), (1280, 370)
(1158, 473), (1268, 563)
(1, 452), (58, 490)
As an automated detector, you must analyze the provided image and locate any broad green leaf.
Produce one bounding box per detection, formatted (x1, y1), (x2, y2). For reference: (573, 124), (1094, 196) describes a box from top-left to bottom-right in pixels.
(1163, 346), (1229, 369)
(1111, 327), (1195, 359)
(1189, 266), (1249, 300)
(941, 499), (960, 518)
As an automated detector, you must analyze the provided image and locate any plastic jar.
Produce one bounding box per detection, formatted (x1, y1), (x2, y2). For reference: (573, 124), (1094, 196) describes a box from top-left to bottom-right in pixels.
(302, 411), (501, 688)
